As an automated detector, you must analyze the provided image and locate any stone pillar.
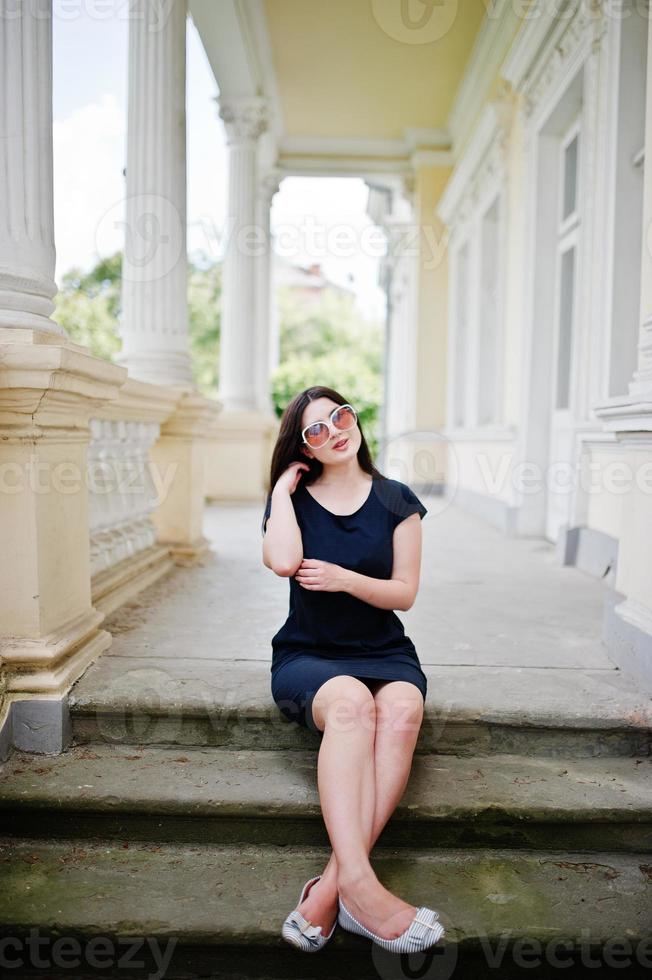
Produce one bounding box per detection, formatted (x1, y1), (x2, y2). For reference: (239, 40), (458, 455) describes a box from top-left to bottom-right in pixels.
(383, 213), (419, 439)
(594, 13), (652, 688)
(0, 0), (60, 335)
(255, 171), (281, 416)
(117, 0), (194, 389)
(204, 97), (278, 502)
(630, 10), (652, 399)
(216, 96), (268, 412)
(0, 0), (128, 764)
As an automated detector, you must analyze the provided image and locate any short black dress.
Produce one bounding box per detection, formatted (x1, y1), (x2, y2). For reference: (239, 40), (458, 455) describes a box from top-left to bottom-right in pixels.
(262, 474), (428, 732)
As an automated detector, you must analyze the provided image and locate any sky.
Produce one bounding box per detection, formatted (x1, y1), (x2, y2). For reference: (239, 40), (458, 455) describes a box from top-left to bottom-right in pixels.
(52, 3), (386, 320)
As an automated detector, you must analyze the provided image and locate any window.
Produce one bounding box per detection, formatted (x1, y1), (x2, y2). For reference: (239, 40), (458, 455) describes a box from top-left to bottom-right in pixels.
(556, 246), (576, 410)
(553, 120), (581, 413)
(562, 133), (579, 220)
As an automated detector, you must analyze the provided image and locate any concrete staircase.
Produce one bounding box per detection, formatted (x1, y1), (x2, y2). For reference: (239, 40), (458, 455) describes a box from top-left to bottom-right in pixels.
(1, 665), (651, 979)
(1, 503), (652, 977)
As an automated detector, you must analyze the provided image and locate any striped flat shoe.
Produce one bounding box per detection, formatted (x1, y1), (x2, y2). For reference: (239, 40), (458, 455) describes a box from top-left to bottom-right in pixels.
(281, 874), (337, 952)
(338, 895), (445, 953)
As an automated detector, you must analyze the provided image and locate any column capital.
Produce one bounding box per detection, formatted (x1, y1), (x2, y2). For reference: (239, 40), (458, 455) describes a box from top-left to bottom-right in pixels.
(216, 95), (268, 145)
(257, 170), (283, 205)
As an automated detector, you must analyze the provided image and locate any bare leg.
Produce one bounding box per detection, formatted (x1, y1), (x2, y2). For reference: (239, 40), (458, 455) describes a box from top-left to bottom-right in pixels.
(297, 678), (424, 939)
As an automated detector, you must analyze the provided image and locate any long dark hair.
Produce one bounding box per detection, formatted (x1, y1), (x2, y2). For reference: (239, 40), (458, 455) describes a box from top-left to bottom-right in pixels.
(266, 385), (386, 496)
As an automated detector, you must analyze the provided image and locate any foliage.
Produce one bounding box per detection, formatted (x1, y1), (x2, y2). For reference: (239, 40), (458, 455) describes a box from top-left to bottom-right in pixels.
(51, 254), (385, 451)
(52, 253), (122, 361)
(271, 285), (384, 457)
(188, 250), (221, 396)
(52, 249), (222, 398)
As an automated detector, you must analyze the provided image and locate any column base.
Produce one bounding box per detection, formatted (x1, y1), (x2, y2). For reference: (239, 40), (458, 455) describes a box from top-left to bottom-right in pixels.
(555, 525), (618, 581)
(114, 350), (195, 390)
(3, 698), (72, 757)
(592, 404), (652, 691)
(603, 591), (652, 693)
(166, 535), (212, 567)
(0, 615), (113, 760)
(205, 409), (280, 501)
(0, 327), (127, 760)
(3, 609), (112, 695)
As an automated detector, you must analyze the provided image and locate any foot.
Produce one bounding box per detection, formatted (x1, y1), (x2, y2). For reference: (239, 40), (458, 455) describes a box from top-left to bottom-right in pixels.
(338, 872), (418, 940)
(296, 874), (339, 936)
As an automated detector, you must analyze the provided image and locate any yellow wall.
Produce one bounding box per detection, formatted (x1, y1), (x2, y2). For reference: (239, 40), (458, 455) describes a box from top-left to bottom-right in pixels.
(414, 165), (452, 430)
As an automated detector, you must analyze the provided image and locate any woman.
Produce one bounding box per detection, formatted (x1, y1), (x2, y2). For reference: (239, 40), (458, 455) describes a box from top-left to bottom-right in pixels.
(261, 385), (445, 954)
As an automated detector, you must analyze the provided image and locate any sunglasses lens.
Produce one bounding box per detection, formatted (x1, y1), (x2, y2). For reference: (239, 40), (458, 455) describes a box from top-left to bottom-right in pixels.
(305, 423), (329, 447)
(334, 406), (356, 430)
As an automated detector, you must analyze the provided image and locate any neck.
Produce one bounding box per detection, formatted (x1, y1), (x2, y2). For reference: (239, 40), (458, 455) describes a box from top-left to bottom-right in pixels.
(316, 458), (371, 485)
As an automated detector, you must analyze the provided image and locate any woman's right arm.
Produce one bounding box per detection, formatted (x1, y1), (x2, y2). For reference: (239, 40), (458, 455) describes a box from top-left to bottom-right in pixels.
(262, 463), (308, 576)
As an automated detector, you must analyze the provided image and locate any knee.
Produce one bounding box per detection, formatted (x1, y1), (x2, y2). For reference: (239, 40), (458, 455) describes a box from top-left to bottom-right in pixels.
(311, 675), (377, 734)
(374, 683), (424, 738)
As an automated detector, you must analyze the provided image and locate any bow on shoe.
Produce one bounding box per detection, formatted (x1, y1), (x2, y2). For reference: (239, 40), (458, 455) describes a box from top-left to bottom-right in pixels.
(406, 909), (444, 948)
(287, 910), (324, 946)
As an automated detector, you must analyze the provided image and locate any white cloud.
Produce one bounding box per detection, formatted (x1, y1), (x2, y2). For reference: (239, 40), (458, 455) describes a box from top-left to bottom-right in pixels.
(51, 20), (386, 322)
(53, 92), (126, 282)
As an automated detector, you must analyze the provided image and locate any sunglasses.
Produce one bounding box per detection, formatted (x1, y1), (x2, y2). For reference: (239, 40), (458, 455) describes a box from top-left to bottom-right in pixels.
(301, 404), (358, 449)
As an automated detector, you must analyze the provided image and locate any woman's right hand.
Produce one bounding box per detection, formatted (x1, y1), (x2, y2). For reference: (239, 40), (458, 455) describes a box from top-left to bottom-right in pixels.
(274, 461), (311, 496)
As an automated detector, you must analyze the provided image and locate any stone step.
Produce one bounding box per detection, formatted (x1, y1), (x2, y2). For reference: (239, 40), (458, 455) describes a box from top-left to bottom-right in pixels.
(1, 744), (651, 853)
(68, 698), (652, 759)
(1, 837), (651, 979)
(66, 656), (652, 758)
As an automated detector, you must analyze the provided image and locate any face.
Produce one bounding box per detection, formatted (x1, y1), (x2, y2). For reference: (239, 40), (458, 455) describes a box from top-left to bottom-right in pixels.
(300, 397), (361, 462)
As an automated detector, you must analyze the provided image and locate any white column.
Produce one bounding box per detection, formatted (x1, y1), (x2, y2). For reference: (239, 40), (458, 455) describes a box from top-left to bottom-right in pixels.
(0, 0), (60, 334)
(216, 96), (268, 412)
(630, 11), (652, 399)
(255, 171), (281, 416)
(117, 0), (193, 388)
(383, 216), (418, 438)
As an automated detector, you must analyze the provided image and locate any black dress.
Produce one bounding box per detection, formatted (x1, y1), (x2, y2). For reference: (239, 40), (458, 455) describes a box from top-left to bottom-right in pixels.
(262, 474), (428, 732)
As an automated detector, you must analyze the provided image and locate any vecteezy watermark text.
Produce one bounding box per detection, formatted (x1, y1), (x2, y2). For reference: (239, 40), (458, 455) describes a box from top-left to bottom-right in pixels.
(0, 929), (177, 979)
(0, 457), (178, 505)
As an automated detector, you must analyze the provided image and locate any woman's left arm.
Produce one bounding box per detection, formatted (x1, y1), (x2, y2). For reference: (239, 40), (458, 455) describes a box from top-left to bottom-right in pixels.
(294, 513), (423, 611)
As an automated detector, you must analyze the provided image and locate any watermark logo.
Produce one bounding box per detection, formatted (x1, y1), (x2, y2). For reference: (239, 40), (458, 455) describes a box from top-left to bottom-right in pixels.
(375, 428), (459, 520)
(371, 927), (652, 979)
(96, 194), (183, 283)
(371, 0), (459, 44)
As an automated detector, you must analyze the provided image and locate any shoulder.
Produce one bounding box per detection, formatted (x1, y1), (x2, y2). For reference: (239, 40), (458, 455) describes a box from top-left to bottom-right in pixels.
(261, 484), (304, 537)
(374, 477), (428, 526)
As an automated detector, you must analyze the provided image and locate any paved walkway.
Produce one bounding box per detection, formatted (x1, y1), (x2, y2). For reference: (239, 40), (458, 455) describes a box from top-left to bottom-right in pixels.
(69, 495), (652, 731)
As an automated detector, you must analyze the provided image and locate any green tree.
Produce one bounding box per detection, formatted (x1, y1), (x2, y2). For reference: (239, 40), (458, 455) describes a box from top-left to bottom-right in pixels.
(188, 250), (221, 396)
(51, 253), (385, 443)
(52, 252), (122, 361)
(52, 249), (222, 398)
(271, 284), (384, 458)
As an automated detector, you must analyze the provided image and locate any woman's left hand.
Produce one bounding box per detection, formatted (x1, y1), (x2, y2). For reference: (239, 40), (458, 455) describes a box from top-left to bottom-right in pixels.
(294, 558), (350, 592)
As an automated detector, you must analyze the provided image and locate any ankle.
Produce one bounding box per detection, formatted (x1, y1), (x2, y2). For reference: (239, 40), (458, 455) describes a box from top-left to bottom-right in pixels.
(319, 865), (337, 886)
(337, 865), (376, 892)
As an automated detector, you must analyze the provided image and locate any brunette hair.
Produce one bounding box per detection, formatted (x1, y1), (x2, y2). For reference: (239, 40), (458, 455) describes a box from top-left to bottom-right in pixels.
(266, 385), (386, 496)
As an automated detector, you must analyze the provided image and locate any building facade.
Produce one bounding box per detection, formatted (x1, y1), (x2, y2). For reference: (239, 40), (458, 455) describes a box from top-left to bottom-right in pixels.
(1, 0), (651, 761)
